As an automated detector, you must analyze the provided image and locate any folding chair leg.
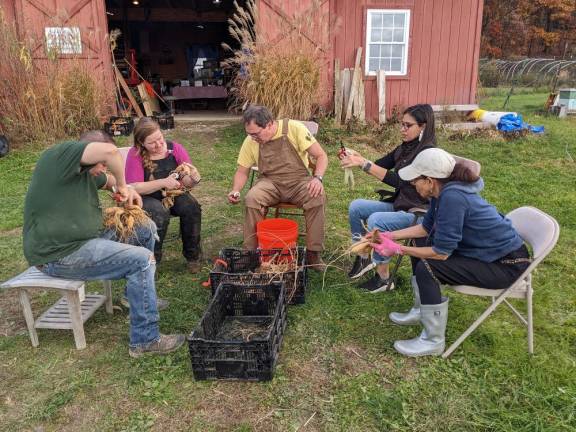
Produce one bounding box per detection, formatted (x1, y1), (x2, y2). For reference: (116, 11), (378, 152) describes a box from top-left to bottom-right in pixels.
(503, 299), (527, 326)
(442, 292), (511, 359)
(527, 288), (534, 354)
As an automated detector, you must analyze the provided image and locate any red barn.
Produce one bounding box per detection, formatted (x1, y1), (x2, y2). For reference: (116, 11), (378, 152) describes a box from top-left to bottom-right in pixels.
(1, 0), (483, 120)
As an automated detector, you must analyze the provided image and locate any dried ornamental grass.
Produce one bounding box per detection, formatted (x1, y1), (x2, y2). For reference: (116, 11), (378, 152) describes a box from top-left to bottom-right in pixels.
(223, 0), (337, 119)
(0, 9), (112, 145)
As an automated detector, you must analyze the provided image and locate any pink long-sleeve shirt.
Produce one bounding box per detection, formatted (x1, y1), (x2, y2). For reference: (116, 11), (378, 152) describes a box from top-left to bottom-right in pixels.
(125, 141), (191, 183)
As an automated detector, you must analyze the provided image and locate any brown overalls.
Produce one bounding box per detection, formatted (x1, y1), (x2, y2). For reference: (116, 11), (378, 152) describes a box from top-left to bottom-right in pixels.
(243, 119), (325, 251)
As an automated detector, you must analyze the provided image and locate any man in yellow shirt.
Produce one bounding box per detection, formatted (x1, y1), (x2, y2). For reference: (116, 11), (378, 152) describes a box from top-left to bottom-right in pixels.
(228, 105), (328, 270)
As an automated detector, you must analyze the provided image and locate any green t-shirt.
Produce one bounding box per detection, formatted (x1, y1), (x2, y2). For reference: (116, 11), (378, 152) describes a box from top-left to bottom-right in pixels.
(23, 141), (107, 266)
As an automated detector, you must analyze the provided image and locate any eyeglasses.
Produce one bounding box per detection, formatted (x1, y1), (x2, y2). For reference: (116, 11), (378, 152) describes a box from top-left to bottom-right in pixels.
(409, 175), (427, 185)
(400, 122), (418, 130)
(247, 129), (265, 139)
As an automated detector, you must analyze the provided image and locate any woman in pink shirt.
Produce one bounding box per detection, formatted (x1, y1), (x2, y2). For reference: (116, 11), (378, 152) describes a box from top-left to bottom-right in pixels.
(125, 117), (202, 272)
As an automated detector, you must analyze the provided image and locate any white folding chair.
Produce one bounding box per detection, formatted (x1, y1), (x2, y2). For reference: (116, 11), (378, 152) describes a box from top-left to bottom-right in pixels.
(442, 206), (560, 358)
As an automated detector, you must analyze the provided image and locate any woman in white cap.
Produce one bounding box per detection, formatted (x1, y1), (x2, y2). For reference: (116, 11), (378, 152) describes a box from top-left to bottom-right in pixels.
(371, 148), (530, 357)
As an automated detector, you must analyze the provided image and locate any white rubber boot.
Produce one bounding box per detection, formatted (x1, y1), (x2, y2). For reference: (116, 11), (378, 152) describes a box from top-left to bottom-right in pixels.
(393, 298), (449, 357)
(389, 276), (421, 326)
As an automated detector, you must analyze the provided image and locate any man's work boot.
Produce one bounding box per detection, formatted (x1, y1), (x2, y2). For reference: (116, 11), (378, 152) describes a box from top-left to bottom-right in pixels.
(129, 334), (186, 358)
(306, 250), (327, 272)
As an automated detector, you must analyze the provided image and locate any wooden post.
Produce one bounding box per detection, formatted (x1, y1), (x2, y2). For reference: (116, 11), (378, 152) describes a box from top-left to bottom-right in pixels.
(342, 69), (352, 121)
(357, 76), (366, 122)
(334, 59), (343, 125)
(345, 47), (363, 122)
(137, 83), (160, 116)
(377, 70), (387, 124)
(114, 66), (144, 118)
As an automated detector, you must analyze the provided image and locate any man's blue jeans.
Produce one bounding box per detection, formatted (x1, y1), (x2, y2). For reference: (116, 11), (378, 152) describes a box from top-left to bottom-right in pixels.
(41, 222), (160, 348)
(348, 199), (418, 264)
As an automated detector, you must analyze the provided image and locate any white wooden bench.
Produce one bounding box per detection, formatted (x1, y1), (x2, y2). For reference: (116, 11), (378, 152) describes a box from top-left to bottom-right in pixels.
(1, 267), (113, 349)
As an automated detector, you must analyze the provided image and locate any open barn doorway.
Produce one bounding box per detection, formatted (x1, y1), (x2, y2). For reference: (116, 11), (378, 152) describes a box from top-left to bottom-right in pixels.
(105, 0), (246, 119)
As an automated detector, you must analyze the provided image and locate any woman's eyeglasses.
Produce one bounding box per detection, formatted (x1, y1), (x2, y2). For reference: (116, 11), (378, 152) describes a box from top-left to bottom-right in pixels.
(400, 122), (418, 130)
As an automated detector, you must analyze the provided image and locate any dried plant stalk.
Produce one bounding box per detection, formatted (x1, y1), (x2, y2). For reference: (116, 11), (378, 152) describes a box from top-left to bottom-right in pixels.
(222, 0), (339, 119)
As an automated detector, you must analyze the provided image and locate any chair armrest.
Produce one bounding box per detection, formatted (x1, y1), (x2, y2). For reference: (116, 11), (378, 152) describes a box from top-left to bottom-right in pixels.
(375, 189), (395, 202)
(408, 207), (427, 217)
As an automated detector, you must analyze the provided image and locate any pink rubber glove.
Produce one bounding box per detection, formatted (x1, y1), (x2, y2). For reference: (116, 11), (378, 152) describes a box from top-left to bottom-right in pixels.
(371, 237), (403, 256)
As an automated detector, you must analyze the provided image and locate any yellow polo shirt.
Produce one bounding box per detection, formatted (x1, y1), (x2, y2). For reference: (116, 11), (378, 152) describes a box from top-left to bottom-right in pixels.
(237, 120), (317, 169)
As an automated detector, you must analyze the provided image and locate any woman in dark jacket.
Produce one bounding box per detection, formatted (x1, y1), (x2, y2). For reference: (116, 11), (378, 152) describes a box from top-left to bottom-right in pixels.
(372, 148), (530, 357)
(341, 104), (436, 293)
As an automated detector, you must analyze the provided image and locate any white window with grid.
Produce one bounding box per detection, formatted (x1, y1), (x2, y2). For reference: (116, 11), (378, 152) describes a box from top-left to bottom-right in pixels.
(365, 9), (410, 76)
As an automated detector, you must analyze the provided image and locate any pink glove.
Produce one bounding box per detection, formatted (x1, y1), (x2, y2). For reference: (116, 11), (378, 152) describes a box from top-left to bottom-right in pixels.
(371, 237), (403, 256)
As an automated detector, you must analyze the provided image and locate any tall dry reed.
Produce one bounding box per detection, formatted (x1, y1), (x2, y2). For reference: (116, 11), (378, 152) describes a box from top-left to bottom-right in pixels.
(0, 8), (112, 146)
(223, 0), (338, 119)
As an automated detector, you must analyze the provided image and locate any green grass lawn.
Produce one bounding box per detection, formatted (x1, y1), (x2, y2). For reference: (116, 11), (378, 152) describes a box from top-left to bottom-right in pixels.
(1, 94), (575, 431)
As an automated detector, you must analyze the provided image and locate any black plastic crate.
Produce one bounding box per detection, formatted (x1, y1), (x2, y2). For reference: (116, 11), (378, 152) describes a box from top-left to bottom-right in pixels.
(103, 116), (134, 136)
(152, 113), (175, 130)
(210, 247), (307, 305)
(188, 281), (287, 381)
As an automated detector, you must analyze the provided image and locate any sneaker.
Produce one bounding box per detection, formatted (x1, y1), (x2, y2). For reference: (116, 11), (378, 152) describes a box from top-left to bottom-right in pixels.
(348, 255), (376, 279)
(129, 334), (186, 358)
(358, 273), (395, 293)
(120, 297), (170, 311)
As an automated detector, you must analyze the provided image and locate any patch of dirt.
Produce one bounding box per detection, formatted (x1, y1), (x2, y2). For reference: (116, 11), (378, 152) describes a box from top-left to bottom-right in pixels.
(182, 382), (276, 432)
(0, 290), (35, 337)
(0, 227), (22, 236)
(171, 123), (232, 148)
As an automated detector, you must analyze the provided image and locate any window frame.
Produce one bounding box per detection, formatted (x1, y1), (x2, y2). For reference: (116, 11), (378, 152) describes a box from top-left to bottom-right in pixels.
(364, 9), (410, 77)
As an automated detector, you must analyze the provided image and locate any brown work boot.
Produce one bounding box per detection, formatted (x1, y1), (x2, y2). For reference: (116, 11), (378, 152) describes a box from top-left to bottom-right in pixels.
(187, 260), (202, 274)
(129, 334), (186, 358)
(306, 250), (327, 272)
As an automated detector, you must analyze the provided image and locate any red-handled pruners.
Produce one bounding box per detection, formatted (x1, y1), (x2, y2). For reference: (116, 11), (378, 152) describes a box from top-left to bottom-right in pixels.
(110, 186), (123, 204)
(337, 140), (347, 160)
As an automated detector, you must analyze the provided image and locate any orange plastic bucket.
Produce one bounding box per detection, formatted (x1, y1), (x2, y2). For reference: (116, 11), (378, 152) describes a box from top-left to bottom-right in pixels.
(256, 218), (298, 262)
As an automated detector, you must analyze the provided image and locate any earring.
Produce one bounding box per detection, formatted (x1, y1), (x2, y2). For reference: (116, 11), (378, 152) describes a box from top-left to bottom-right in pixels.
(419, 129), (424, 142)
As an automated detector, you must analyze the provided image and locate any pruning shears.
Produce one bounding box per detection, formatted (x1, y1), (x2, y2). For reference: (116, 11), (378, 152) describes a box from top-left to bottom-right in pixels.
(337, 140), (347, 160)
(110, 186), (123, 204)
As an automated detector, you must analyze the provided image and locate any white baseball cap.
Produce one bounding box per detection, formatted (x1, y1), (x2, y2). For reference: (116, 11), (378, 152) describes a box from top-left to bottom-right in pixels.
(398, 148), (456, 181)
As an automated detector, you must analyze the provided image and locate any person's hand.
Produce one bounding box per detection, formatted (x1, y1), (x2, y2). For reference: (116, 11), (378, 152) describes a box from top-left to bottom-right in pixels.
(116, 185), (143, 207)
(340, 152), (365, 169)
(371, 237), (403, 256)
(228, 191), (241, 204)
(162, 175), (182, 190)
(364, 230), (392, 242)
(307, 177), (324, 198)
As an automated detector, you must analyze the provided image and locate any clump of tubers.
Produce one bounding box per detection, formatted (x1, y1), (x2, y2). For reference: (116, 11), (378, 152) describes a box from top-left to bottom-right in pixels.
(103, 204), (151, 242)
(161, 162), (201, 209)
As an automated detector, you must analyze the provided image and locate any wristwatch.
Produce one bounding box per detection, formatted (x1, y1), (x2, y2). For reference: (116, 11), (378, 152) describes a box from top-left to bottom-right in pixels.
(313, 175), (323, 183)
(362, 160), (372, 173)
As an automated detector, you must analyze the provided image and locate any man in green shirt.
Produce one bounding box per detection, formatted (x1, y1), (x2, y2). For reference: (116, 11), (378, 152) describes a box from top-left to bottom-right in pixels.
(23, 135), (185, 357)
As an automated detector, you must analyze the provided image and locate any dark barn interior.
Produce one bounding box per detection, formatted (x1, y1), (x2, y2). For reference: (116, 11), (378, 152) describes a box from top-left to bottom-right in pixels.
(105, 0), (247, 113)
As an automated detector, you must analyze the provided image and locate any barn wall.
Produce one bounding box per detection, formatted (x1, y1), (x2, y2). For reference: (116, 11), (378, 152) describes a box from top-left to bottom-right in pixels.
(0, 0), (17, 23)
(7, 0), (114, 109)
(331, 0), (484, 120)
(256, 0), (333, 111)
